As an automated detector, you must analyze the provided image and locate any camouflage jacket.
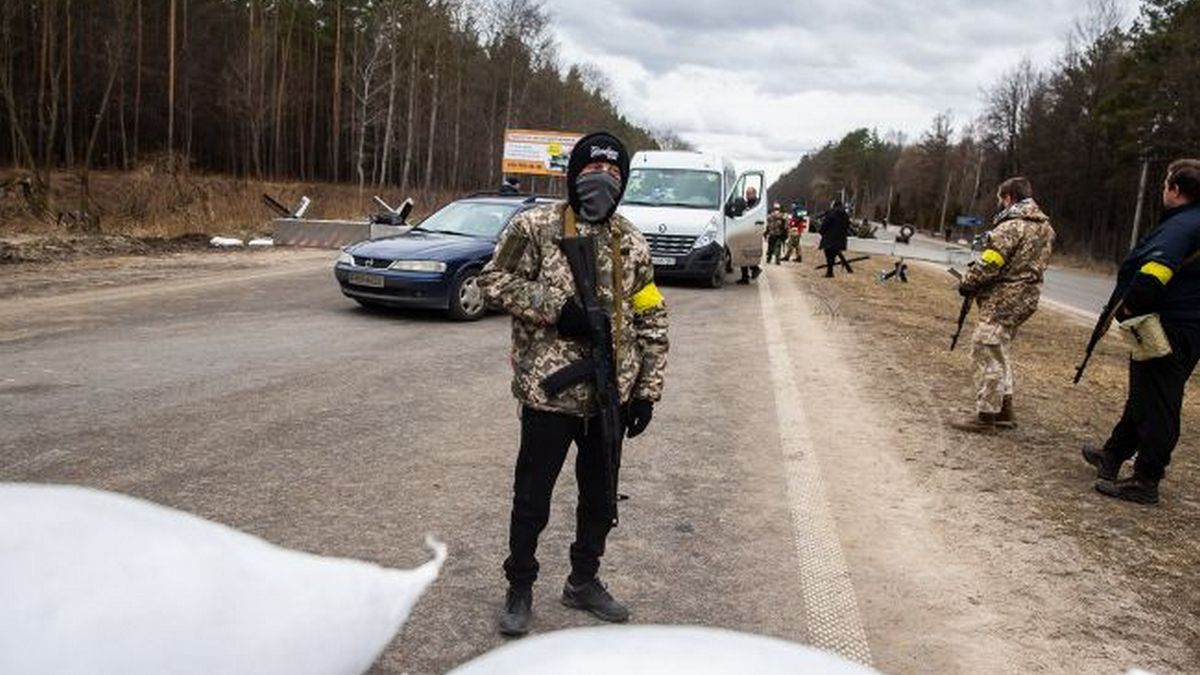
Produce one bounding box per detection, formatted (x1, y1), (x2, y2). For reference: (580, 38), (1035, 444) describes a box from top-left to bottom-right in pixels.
(766, 212), (789, 237)
(478, 202), (670, 416)
(962, 199), (1056, 327)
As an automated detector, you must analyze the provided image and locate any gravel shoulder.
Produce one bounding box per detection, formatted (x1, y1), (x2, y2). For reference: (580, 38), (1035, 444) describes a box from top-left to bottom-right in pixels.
(784, 250), (1199, 674)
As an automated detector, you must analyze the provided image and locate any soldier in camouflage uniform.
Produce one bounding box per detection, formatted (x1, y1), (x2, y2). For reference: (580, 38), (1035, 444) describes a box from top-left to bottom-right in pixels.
(765, 203), (789, 265)
(951, 177), (1055, 433)
(479, 132), (670, 637)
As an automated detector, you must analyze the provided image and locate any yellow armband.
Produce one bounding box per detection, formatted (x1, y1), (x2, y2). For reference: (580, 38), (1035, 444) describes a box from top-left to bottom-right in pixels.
(632, 282), (665, 313)
(981, 248), (1006, 267)
(1140, 261), (1174, 285)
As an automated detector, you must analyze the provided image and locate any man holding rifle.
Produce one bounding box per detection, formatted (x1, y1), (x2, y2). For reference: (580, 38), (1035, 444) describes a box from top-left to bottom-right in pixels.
(479, 132), (670, 636)
(950, 177), (1055, 433)
(1082, 159), (1200, 505)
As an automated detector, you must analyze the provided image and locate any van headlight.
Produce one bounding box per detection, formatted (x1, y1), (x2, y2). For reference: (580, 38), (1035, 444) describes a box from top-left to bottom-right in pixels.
(336, 251), (355, 266)
(388, 260), (447, 273)
(692, 217), (720, 250)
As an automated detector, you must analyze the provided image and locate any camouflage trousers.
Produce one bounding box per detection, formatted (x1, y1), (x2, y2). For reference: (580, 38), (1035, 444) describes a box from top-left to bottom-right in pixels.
(970, 321), (1015, 414)
(782, 235), (802, 261)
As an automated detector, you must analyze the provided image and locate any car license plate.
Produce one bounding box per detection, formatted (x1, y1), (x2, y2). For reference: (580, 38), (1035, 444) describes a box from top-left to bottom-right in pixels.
(652, 256), (676, 266)
(348, 272), (385, 288)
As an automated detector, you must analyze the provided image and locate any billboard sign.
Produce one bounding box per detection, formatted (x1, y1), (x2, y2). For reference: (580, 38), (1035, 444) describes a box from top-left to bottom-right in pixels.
(502, 129), (584, 177)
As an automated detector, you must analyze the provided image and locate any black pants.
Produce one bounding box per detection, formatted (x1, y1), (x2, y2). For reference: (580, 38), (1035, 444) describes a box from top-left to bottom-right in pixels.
(1104, 322), (1200, 481)
(824, 249), (853, 276)
(504, 406), (618, 589)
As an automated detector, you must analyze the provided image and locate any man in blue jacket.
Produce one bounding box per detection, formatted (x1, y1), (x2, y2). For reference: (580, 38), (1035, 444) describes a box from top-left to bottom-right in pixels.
(1084, 159), (1200, 504)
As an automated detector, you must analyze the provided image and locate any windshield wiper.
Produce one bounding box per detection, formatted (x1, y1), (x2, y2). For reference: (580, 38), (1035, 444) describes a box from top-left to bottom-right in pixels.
(419, 229), (472, 237)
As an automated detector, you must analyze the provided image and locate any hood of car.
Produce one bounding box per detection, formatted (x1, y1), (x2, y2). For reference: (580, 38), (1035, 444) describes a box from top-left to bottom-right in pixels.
(347, 230), (495, 262)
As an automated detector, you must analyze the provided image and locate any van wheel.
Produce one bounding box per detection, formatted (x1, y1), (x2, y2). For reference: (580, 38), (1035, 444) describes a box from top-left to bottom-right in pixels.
(448, 268), (486, 321)
(708, 260), (726, 289)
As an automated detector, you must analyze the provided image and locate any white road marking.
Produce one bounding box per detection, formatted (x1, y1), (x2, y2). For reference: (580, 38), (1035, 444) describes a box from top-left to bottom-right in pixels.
(758, 272), (874, 666)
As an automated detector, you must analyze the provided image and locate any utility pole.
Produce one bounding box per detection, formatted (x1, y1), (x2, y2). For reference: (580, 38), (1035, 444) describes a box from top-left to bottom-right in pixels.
(1130, 156), (1150, 251)
(939, 171), (953, 239)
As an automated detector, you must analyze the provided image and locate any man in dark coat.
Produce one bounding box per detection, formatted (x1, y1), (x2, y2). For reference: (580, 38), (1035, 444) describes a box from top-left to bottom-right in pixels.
(1083, 159), (1200, 505)
(819, 200), (853, 277)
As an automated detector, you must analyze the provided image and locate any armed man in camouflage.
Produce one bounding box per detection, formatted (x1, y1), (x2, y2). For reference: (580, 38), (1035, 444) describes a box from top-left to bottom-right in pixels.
(951, 177), (1055, 433)
(478, 132), (670, 637)
(765, 203), (789, 265)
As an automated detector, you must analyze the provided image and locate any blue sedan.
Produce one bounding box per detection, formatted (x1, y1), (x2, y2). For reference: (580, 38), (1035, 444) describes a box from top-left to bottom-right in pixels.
(334, 193), (555, 320)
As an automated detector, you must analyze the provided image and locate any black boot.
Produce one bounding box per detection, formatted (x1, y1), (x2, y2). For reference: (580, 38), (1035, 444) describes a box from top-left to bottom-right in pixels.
(1081, 444), (1122, 481)
(561, 578), (630, 623)
(498, 586), (533, 636)
(996, 395), (1017, 429)
(1095, 475), (1160, 505)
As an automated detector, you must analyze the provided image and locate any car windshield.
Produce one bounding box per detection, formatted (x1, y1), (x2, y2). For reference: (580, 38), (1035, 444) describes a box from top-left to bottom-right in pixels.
(623, 168), (722, 210)
(414, 201), (521, 238)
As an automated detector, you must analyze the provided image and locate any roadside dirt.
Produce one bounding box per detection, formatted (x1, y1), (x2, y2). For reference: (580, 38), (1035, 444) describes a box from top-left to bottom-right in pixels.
(784, 251), (1199, 674)
(0, 247), (334, 302)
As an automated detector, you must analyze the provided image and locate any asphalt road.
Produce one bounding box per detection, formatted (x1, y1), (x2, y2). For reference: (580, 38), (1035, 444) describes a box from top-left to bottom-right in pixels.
(0, 256), (822, 673)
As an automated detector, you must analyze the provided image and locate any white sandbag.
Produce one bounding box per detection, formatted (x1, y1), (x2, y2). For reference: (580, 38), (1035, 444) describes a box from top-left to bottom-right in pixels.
(0, 483), (445, 675)
(248, 237), (275, 248)
(209, 236), (245, 248)
(450, 626), (878, 675)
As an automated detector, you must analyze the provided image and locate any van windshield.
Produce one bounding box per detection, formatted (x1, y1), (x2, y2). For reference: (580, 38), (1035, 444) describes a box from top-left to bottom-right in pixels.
(622, 168), (722, 210)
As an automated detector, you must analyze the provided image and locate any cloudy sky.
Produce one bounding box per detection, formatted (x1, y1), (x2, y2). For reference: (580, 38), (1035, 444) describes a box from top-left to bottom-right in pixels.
(543, 0), (1140, 181)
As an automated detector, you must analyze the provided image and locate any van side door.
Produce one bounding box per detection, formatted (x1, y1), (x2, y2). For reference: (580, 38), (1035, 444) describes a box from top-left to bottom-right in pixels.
(724, 171), (767, 268)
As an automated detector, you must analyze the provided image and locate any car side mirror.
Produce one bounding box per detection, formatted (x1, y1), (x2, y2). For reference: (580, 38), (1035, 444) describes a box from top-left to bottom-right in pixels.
(726, 197), (747, 218)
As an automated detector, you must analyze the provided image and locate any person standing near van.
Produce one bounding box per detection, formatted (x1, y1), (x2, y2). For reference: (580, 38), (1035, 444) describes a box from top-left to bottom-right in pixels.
(782, 207), (806, 263)
(819, 200), (853, 277)
(765, 203), (788, 265)
(479, 132), (671, 637)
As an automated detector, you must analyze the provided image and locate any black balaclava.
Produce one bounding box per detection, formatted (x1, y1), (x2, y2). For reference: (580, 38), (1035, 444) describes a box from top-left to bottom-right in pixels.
(567, 132), (631, 224)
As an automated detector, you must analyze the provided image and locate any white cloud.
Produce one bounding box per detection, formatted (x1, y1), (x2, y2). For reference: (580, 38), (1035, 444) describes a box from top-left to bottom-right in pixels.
(543, 0), (1141, 183)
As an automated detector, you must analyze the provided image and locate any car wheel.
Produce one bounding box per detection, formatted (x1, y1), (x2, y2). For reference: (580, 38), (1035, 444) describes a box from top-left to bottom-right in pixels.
(448, 268), (486, 321)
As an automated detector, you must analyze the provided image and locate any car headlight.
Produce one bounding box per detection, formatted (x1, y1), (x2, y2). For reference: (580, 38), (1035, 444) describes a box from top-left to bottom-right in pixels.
(336, 251), (354, 266)
(692, 218), (720, 250)
(388, 260), (447, 273)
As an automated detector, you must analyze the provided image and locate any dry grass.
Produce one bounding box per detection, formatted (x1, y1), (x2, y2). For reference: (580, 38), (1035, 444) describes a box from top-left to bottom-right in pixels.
(791, 250), (1200, 668)
(0, 167), (459, 240)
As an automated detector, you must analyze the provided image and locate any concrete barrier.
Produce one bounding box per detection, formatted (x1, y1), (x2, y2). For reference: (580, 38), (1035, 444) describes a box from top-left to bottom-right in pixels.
(272, 219), (372, 248)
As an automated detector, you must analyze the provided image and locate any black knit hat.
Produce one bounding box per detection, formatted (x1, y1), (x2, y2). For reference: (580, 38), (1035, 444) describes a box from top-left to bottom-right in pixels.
(567, 132), (631, 211)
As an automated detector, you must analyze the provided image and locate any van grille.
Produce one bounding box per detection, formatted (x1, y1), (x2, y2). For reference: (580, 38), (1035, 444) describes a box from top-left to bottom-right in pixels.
(644, 233), (697, 257)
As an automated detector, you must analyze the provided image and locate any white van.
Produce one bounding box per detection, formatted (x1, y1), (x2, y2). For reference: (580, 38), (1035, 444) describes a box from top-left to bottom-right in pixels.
(618, 151), (766, 288)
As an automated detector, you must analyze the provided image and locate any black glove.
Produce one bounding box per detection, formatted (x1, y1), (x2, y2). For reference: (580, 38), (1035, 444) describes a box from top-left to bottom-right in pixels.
(557, 299), (590, 340)
(1118, 273), (1168, 319)
(958, 284), (974, 298)
(624, 398), (654, 438)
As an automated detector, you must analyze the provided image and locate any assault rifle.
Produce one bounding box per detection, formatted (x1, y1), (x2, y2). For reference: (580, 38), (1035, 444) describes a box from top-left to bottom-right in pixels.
(539, 235), (624, 527)
(812, 255), (871, 270)
(948, 268), (972, 351)
(1073, 287), (1123, 385)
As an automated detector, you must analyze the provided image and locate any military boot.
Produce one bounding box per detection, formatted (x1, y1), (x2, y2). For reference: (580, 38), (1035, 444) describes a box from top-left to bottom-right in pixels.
(498, 586), (533, 637)
(996, 395), (1017, 429)
(949, 412), (1000, 434)
(1095, 475), (1160, 505)
(561, 578), (630, 623)
(1081, 444), (1122, 481)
